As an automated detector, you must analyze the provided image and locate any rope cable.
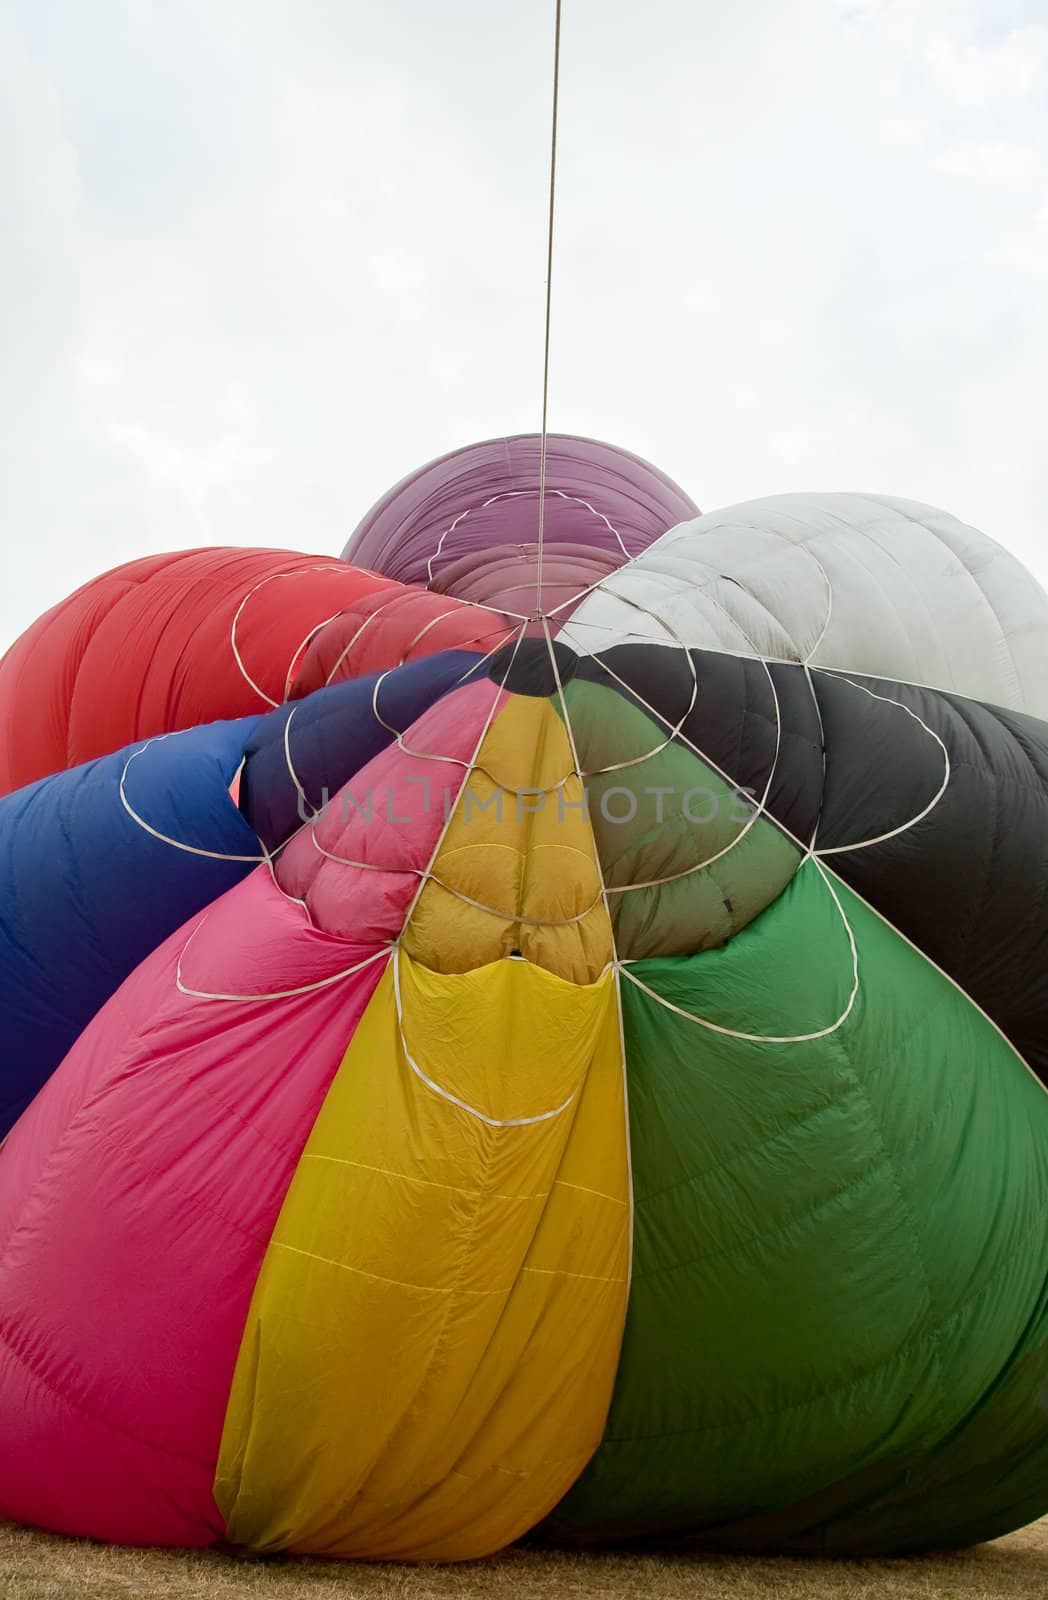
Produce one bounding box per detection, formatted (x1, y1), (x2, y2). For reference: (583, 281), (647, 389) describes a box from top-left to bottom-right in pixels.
(535, 0), (562, 617)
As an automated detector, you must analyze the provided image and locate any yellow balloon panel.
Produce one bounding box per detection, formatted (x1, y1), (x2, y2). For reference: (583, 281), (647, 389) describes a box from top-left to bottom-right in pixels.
(403, 693), (613, 983)
(215, 953), (630, 1560)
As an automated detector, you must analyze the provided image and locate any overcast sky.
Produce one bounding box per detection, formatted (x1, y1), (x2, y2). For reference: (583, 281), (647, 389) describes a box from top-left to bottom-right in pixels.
(3, 0), (1047, 650)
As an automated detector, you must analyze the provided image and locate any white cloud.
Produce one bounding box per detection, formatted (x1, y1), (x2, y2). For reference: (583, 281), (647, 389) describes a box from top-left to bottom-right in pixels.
(2, 0), (1047, 649)
(924, 26), (1048, 108)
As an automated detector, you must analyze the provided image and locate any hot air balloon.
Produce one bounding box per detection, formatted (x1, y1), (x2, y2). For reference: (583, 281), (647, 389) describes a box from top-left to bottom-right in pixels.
(0, 436), (1047, 1561)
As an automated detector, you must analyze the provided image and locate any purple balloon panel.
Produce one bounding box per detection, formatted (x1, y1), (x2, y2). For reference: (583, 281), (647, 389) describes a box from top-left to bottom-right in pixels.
(342, 434), (699, 604)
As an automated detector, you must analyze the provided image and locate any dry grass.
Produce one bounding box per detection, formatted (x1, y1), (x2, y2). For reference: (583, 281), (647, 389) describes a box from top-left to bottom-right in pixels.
(2, 1519), (1047, 1600)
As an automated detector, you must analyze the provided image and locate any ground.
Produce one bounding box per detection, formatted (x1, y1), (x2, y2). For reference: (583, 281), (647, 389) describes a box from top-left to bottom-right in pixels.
(2, 1520), (1047, 1600)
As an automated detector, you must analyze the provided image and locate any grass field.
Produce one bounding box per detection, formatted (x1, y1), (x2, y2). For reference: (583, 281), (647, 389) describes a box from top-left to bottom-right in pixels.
(2, 1519), (1047, 1600)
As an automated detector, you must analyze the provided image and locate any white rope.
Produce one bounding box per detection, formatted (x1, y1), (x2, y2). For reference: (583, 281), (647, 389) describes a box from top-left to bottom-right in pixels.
(540, 613), (637, 1295)
(618, 855), (860, 1043)
(541, 604), (1044, 1101)
(321, 606), (386, 688)
(230, 565), (353, 708)
(535, 0), (562, 617)
(119, 734), (267, 864)
(395, 625), (529, 934)
(573, 585), (946, 895)
(176, 922), (389, 1002)
(370, 670), (479, 769)
(280, 703), (318, 821)
(813, 674), (951, 856)
(394, 608), (515, 667)
(559, 540), (834, 659)
(803, 659), (827, 850)
(281, 609), (345, 700)
(602, 694), (779, 896)
(578, 635), (699, 777)
(391, 944), (576, 1127)
(313, 842), (607, 929)
(540, 613), (621, 955)
(317, 604), (512, 689)
(801, 552), (834, 665)
(426, 489), (630, 586)
(573, 582), (788, 892)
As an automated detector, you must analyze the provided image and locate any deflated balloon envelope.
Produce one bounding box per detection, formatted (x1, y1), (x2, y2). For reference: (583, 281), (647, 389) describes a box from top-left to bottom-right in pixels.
(0, 436), (1047, 1561)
